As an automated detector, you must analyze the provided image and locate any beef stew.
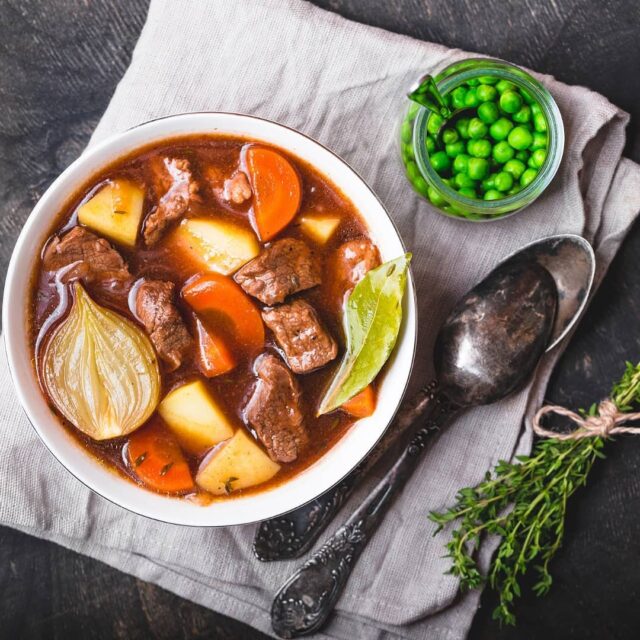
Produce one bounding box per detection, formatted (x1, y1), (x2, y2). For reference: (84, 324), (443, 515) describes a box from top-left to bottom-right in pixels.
(29, 134), (395, 502)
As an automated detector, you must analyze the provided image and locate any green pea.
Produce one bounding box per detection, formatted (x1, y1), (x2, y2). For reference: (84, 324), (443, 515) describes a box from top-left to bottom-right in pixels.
(427, 186), (447, 206)
(484, 189), (503, 201)
(465, 77), (480, 87)
(455, 117), (471, 139)
(476, 84), (498, 102)
(479, 75), (498, 85)
(430, 150), (451, 172)
(507, 184), (522, 196)
(406, 161), (419, 181)
(499, 90), (523, 114)
(492, 140), (515, 164)
(425, 136), (435, 154)
(413, 175), (429, 196)
(442, 128), (459, 145)
(407, 102), (421, 119)
(427, 113), (444, 135)
(508, 126), (533, 150)
(513, 105), (532, 123)
(468, 117), (488, 140)
(530, 148), (547, 168)
(401, 121), (412, 144)
(534, 113), (548, 132)
(477, 102), (500, 124)
(481, 176), (496, 191)
(531, 132), (548, 150)
(496, 80), (516, 94)
(445, 141), (466, 158)
(515, 150), (529, 162)
(494, 171), (514, 192)
(520, 168), (538, 188)
(489, 117), (514, 141)
(453, 154), (470, 174)
(441, 177), (453, 188)
(464, 88), (480, 108)
(467, 139), (492, 158)
(454, 172), (476, 189)
(468, 157), (489, 180)
(503, 158), (526, 180)
(531, 102), (542, 116)
(520, 88), (535, 105)
(458, 187), (477, 199)
(451, 87), (467, 110)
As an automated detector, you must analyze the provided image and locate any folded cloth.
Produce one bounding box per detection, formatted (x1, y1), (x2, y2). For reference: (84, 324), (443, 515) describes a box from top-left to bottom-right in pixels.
(2, 1), (640, 638)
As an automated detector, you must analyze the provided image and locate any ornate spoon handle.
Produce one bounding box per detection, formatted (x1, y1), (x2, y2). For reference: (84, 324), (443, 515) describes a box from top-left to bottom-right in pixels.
(253, 381), (438, 561)
(270, 390), (456, 638)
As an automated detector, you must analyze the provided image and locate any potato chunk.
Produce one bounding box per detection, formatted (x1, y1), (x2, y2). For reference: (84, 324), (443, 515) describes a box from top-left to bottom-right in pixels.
(196, 429), (281, 495)
(299, 214), (341, 244)
(158, 380), (234, 455)
(174, 217), (259, 275)
(77, 179), (145, 248)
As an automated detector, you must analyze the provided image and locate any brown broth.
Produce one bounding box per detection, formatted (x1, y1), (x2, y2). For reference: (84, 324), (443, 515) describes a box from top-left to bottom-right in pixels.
(28, 134), (378, 502)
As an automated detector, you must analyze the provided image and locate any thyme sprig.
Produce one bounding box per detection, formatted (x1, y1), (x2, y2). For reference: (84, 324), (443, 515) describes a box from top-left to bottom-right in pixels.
(429, 361), (640, 625)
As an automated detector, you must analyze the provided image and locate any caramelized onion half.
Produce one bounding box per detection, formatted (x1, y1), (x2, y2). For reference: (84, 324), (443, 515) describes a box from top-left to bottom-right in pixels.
(42, 283), (161, 440)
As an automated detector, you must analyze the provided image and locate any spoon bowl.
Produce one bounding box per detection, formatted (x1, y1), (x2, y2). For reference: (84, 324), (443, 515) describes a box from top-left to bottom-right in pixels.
(499, 234), (595, 351)
(436, 261), (557, 407)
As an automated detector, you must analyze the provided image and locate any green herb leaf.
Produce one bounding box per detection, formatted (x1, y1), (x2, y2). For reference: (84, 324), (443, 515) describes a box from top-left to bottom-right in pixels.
(430, 360), (640, 625)
(317, 253), (411, 415)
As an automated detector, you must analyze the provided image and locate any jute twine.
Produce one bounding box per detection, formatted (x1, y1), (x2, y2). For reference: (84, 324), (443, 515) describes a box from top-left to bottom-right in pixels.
(532, 399), (640, 440)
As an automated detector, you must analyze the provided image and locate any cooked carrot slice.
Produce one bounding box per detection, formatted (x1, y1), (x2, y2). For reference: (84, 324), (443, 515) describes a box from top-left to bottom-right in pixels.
(182, 273), (265, 354)
(127, 418), (195, 494)
(246, 146), (301, 241)
(341, 385), (376, 418)
(194, 317), (236, 377)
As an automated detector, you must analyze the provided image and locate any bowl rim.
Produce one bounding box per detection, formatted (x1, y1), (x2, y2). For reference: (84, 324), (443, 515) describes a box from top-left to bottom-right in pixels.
(3, 111), (418, 527)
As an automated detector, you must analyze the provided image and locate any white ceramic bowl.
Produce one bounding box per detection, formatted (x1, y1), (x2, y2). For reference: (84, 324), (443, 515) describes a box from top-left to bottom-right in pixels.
(3, 113), (417, 526)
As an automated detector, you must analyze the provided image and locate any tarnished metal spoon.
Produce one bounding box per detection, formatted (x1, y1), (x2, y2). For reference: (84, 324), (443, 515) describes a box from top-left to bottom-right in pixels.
(254, 234), (595, 563)
(271, 259), (558, 638)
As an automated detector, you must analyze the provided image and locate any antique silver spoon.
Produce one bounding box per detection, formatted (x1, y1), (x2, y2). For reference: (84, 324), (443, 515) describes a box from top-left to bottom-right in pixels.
(270, 236), (595, 638)
(254, 234), (594, 562)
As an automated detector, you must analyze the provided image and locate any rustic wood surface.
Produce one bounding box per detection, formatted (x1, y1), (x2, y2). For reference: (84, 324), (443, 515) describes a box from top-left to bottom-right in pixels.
(1, 0), (639, 638)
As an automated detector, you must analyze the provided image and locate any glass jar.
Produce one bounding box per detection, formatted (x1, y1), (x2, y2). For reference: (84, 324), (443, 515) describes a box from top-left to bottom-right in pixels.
(399, 58), (564, 222)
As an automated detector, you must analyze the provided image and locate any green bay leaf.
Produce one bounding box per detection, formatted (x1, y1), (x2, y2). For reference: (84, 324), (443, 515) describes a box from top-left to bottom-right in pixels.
(317, 253), (411, 415)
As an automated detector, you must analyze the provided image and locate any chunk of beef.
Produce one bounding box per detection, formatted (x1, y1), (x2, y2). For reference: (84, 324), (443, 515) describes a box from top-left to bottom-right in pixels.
(134, 279), (193, 371)
(42, 226), (131, 285)
(223, 171), (252, 204)
(245, 353), (307, 463)
(334, 238), (380, 291)
(234, 238), (321, 305)
(262, 300), (337, 374)
(329, 237), (381, 309)
(144, 157), (200, 246)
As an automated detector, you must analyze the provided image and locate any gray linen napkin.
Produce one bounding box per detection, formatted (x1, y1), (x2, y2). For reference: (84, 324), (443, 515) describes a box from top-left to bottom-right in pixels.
(2, 1), (640, 638)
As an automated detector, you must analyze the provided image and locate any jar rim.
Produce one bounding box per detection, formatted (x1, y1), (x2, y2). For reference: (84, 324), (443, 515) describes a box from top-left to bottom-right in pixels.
(412, 58), (564, 220)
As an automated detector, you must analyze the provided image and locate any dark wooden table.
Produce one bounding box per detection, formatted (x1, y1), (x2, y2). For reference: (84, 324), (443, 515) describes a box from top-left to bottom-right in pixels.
(1, 1), (639, 638)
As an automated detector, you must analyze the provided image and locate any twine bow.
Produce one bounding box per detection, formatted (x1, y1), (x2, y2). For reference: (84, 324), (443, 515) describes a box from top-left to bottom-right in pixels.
(532, 399), (640, 440)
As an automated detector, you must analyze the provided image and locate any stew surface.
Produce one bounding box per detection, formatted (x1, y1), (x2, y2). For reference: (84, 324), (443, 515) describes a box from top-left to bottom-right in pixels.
(29, 134), (386, 502)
